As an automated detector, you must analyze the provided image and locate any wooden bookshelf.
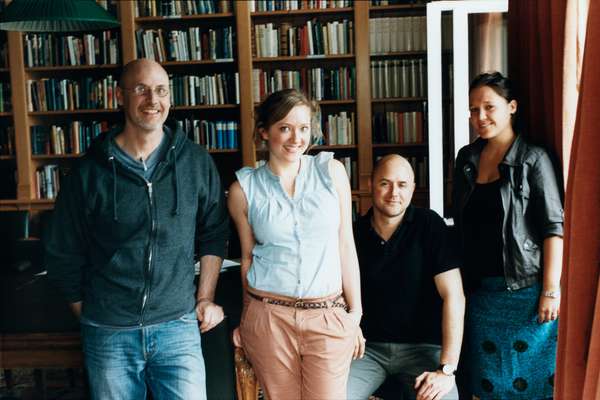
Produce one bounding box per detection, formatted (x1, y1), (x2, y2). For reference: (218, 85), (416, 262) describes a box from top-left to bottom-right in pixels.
(251, 7), (353, 17)
(247, 2), (363, 192)
(253, 54), (355, 62)
(0, 26), (14, 204)
(135, 13), (235, 22)
(1, 0), (444, 213)
(367, 0), (433, 204)
(25, 64), (120, 73)
(369, 4), (427, 12)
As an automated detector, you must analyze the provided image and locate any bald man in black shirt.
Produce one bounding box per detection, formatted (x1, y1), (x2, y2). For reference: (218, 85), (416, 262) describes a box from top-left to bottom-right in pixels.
(347, 155), (465, 400)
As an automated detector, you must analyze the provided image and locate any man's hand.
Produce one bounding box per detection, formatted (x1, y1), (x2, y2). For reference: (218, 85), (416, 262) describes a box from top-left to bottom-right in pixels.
(538, 295), (560, 323)
(414, 371), (455, 400)
(195, 299), (224, 333)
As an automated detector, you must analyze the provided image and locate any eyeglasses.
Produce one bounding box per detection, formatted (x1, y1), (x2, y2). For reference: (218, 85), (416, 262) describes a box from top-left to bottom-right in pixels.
(122, 84), (170, 98)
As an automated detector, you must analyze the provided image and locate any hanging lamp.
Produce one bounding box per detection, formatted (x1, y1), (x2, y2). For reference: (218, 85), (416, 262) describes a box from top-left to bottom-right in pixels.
(0, 0), (120, 32)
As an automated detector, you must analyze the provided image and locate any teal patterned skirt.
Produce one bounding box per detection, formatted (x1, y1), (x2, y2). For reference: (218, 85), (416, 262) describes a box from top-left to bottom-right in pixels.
(467, 277), (557, 399)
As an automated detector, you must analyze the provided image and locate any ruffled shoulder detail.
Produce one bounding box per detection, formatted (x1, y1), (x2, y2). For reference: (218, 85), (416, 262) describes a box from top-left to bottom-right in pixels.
(312, 151), (334, 187)
(235, 166), (255, 196)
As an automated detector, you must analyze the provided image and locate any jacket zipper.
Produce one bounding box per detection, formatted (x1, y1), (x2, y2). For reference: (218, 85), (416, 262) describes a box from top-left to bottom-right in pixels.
(140, 180), (155, 325)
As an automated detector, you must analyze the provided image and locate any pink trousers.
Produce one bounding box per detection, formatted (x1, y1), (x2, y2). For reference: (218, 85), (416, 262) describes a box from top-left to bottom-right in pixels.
(240, 290), (357, 400)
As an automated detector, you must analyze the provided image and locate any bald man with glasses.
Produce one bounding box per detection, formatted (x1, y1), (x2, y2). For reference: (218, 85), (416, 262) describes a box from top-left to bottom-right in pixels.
(45, 59), (229, 400)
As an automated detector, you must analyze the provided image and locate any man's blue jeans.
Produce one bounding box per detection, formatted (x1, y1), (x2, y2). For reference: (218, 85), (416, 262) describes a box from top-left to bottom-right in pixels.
(81, 311), (206, 400)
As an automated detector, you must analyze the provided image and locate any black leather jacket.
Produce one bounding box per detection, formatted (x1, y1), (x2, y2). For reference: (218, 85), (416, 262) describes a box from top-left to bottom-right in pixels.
(452, 134), (564, 291)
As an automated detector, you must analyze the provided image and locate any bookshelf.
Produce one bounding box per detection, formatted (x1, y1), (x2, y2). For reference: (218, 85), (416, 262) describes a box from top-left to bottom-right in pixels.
(0, 0), (450, 213)
(0, 25), (17, 201)
(369, 1), (430, 207)
(248, 0), (359, 191)
(124, 0), (242, 187)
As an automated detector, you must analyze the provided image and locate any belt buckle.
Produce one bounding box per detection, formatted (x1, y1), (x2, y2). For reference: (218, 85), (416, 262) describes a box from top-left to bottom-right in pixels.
(294, 299), (304, 308)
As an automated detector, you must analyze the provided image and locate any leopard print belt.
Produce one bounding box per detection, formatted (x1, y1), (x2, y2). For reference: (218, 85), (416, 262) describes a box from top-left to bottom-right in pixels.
(248, 292), (348, 310)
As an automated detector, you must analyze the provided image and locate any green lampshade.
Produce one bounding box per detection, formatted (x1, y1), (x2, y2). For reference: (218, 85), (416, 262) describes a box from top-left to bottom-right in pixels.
(0, 0), (120, 32)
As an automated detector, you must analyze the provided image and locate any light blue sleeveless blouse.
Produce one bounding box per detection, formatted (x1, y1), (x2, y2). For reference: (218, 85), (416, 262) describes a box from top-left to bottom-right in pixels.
(235, 152), (342, 298)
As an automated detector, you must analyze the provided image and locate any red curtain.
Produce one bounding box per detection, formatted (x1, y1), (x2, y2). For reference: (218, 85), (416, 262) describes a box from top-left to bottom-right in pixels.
(507, 0), (566, 166)
(508, 1), (600, 398)
(554, 0), (600, 397)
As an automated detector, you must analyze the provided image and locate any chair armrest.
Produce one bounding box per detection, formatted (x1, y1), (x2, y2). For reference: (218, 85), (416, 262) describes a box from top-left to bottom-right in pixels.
(234, 347), (260, 400)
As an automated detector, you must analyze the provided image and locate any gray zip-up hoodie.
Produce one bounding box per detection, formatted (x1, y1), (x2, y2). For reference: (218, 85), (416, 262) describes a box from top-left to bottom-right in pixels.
(45, 126), (229, 327)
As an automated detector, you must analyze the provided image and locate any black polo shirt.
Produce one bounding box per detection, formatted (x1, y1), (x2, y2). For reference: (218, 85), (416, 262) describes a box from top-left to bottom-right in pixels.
(355, 205), (458, 345)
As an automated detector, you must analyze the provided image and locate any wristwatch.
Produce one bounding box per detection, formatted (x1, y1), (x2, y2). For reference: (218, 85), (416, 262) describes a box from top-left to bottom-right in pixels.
(437, 364), (457, 376)
(542, 290), (561, 298)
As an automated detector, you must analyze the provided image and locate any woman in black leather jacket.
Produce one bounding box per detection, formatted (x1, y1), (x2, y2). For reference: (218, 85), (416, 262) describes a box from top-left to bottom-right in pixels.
(453, 72), (563, 400)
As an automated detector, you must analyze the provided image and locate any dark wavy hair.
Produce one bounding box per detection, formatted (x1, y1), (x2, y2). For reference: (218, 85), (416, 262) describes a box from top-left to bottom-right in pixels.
(469, 71), (516, 103)
(469, 71), (518, 127)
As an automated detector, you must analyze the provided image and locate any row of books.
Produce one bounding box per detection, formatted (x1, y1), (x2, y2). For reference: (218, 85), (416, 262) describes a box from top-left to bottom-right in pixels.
(372, 110), (425, 144)
(27, 76), (119, 112)
(318, 111), (355, 146)
(252, 66), (355, 102)
(339, 156), (358, 190)
(23, 31), (120, 67)
(250, 0), (353, 12)
(254, 19), (353, 57)
(173, 118), (239, 150)
(371, 0), (425, 5)
(136, 27), (234, 62)
(369, 16), (426, 54)
(0, 82), (10, 112)
(135, 0), (232, 17)
(1, 41), (7, 68)
(371, 59), (426, 99)
(36, 164), (61, 199)
(169, 72), (240, 106)
(0, 163), (16, 200)
(30, 121), (110, 155)
(0, 125), (14, 155)
(410, 156), (428, 189)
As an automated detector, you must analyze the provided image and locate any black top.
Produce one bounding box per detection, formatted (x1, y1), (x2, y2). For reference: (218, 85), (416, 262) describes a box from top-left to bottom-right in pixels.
(462, 180), (504, 279)
(452, 135), (564, 291)
(355, 206), (458, 345)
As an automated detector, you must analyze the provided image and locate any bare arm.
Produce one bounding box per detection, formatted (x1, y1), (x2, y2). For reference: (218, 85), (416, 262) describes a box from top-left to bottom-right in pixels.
(415, 268), (464, 400)
(330, 159), (365, 359)
(195, 254), (224, 333)
(330, 159), (361, 316)
(538, 236), (563, 322)
(434, 268), (465, 366)
(228, 181), (255, 295)
(196, 255), (222, 303)
(227, 181), (256, 347)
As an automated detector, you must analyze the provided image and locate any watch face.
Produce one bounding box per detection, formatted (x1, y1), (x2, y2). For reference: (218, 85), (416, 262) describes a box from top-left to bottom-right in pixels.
(442, 364), (456, 375)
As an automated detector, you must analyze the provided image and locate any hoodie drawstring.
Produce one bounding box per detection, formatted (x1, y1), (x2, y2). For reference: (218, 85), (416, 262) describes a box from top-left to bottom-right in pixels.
(108, 155), (119, 221)
(171, 145), (180, 216)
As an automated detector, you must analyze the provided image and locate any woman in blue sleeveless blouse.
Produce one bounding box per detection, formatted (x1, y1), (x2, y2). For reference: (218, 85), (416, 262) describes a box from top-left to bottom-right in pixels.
(228, 89), (364, 399)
